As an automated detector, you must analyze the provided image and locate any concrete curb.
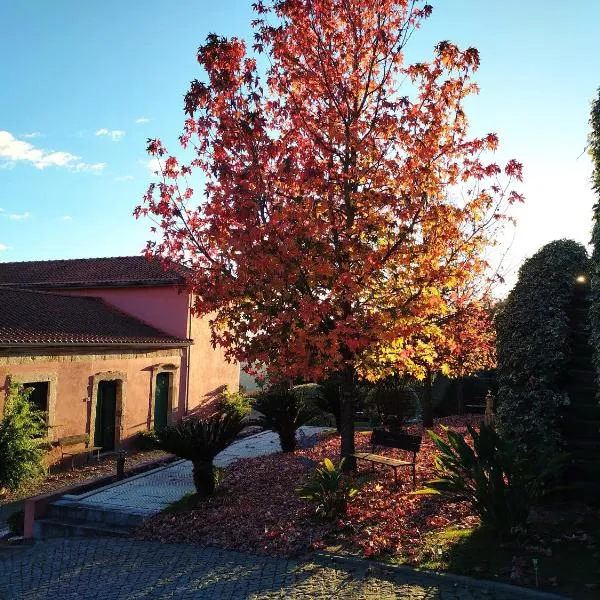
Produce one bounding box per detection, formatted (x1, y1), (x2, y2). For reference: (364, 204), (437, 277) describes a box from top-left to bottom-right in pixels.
(313, 551), (571, 600)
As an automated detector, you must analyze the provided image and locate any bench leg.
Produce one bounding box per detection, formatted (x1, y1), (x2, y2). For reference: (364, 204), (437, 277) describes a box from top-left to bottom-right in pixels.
(412, 464), (416, 490)
(393, 466), (398, 482)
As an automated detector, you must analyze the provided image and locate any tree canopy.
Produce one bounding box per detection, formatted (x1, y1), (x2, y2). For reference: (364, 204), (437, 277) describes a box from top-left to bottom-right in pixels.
(136, 0), (522, 459)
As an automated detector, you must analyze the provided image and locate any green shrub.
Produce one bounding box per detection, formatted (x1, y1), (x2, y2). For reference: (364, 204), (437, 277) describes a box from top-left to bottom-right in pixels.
(6, 509), (24, 536)
(495, 239), (589, 460)
(297, 458), (358, 519)
(0, 381), (46, 491)
(134, 429), (160, 451)
(156, 413), (244, 496)
(365, 376), (420, 430)
(588, 88), (600, 396)
(218, 388), (252, 419)
(253, 385), (321, 452)
(414, 424), (565, 533)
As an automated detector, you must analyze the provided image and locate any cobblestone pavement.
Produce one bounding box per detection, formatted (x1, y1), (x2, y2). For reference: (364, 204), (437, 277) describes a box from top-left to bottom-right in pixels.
(0, 538), (540, 600)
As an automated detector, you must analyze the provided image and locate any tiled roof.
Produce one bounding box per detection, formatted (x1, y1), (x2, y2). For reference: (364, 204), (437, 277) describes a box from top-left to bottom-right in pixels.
(0, 288), (191, 347)
(0, 256), (187, 289)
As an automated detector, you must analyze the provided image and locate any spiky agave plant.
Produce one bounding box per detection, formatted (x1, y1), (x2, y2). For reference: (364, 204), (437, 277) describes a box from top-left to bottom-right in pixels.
(156, 413), (244, 496)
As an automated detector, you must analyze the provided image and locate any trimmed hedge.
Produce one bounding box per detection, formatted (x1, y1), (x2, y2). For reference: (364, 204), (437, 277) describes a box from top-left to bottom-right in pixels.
(495, 239), (589, 459)
(589, 88), (600, 394)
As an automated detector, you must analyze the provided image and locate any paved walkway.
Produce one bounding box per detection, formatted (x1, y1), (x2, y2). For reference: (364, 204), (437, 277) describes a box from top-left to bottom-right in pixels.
(0, 537), (538, 600)
(47, 426), (331, 519)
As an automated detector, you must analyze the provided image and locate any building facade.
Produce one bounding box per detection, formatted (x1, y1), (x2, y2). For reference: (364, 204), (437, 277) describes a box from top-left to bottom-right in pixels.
(0, 257), (239, 451)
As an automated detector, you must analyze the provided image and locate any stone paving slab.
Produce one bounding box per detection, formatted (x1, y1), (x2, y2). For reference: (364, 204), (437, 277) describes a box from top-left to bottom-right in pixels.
(52, 426), (331, 517)
(0, 537), (546, 600)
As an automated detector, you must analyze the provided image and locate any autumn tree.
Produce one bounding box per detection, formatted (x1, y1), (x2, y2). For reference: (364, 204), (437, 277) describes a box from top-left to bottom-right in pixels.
(136, 0), (522, 465)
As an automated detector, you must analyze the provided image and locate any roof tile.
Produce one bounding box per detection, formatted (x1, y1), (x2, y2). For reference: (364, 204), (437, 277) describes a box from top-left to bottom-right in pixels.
(0, 256), (186, 289)
(0, 288), (190, 347)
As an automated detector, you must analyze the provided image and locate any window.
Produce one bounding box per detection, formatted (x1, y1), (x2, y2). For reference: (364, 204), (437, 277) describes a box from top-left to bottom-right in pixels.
(25, 381), (50, 415)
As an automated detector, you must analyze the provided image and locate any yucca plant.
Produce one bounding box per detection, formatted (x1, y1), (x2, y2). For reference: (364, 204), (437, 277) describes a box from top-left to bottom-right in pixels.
(297, 458), (358, 519)
(156, 413), (244, 496)
(253, 385), (321, 452)
(414, 423), (565, 533)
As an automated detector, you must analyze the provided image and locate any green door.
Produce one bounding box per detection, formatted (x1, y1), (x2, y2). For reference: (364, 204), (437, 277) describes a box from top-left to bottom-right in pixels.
(154, 373), (169, 432)
(95, 381), (117, 450)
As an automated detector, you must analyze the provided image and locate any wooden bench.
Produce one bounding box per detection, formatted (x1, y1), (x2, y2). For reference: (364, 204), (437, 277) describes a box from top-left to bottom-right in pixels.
(350, 429), (422, 489)
(58, 434), (102, 470)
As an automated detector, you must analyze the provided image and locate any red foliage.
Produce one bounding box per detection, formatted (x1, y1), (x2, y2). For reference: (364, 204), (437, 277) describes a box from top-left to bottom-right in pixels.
(136, 415), (483, 558)
(135, 0), (522, 386)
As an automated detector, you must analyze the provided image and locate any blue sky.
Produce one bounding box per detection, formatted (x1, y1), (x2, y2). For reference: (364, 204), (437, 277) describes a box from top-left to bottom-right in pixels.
(1, 0), (599, 291)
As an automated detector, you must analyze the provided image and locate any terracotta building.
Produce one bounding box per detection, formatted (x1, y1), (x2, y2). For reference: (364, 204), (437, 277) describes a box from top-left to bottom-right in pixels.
(0, 257), (239, 450)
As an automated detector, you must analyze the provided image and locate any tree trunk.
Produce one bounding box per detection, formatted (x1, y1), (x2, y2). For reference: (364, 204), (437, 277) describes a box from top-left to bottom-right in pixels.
(279, 427), (296, 453)
(422, 370), (434, 427)
(339, 366), (356, 471)
(192, 460), (215, 497)
(457, 378), (464, 415)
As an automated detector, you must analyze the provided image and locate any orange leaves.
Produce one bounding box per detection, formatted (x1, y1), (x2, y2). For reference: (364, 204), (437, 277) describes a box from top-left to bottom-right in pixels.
(136, 0), (522, 384)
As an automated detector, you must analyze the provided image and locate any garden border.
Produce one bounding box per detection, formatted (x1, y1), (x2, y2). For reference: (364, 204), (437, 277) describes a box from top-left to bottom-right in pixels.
(313, 551), (570, 600)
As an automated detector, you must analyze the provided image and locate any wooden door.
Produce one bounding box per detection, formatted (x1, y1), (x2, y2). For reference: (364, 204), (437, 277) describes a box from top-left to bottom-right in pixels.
(95, 381), (117, 450)
(154, 373), (169, 432)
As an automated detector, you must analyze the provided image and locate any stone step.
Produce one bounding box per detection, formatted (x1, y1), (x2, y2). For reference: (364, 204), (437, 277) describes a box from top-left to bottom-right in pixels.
(34, 517), (132, 539)
(48, 500), (145, 528)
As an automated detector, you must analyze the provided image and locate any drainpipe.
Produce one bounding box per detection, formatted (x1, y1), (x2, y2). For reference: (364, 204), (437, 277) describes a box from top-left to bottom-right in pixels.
(184, 292), (193, 416)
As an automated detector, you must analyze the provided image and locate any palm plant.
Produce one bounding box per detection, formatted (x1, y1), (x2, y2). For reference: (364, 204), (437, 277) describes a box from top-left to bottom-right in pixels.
(414, 423), (566, 533)
(156, 413), (244, 496)
(297, 458), (358, 519)
(253, 385), (321, 452)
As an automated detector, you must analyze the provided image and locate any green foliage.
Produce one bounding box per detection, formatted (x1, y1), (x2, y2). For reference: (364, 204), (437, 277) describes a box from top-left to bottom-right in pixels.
(156, 413), (243, 496)
(296, 457), (358, 519)
(134, 428), (160, 450)
(315, 375), (342, 432)
(589, 88), (600, 397)
(364, 375), (420, 429)
(495, 239), (589, 459)
(0, 381), (46, 491)
(414, 424), (565, 533)
(6, 509), (24, 536)
(253, 385), (321, 452)
(218, 388), (253, 419)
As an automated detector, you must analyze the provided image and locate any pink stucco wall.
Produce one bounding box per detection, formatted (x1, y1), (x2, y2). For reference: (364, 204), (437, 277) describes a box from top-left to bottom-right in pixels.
(54, 285), (240, 417)
(56, 287), (190, 338)
(0, 351), (183, 447)
(187, 307), (240, 418)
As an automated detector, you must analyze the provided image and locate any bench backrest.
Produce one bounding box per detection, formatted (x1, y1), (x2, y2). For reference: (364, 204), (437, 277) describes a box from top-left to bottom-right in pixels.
(371, 429), (421, 454)
(59, 434), (89, 448)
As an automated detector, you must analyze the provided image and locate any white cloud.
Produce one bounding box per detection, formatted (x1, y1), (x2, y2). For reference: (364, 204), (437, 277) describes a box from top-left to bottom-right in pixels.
(95, 128), (125, 142)
(115, 175), (135, 181)
(73, 162), (105, 173)
(21, 132), (43, 139)
(59, 215), (73, 221)
(0, 243), (10, 251)
(0, 130), (104, 172)
(135, 117), (150, 124)
(146, 158), (162, 175)
(3, 211), (30, 221)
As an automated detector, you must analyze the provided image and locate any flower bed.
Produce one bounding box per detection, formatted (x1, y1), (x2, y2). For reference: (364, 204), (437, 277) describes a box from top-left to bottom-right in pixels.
(135, 415), (482, 558)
